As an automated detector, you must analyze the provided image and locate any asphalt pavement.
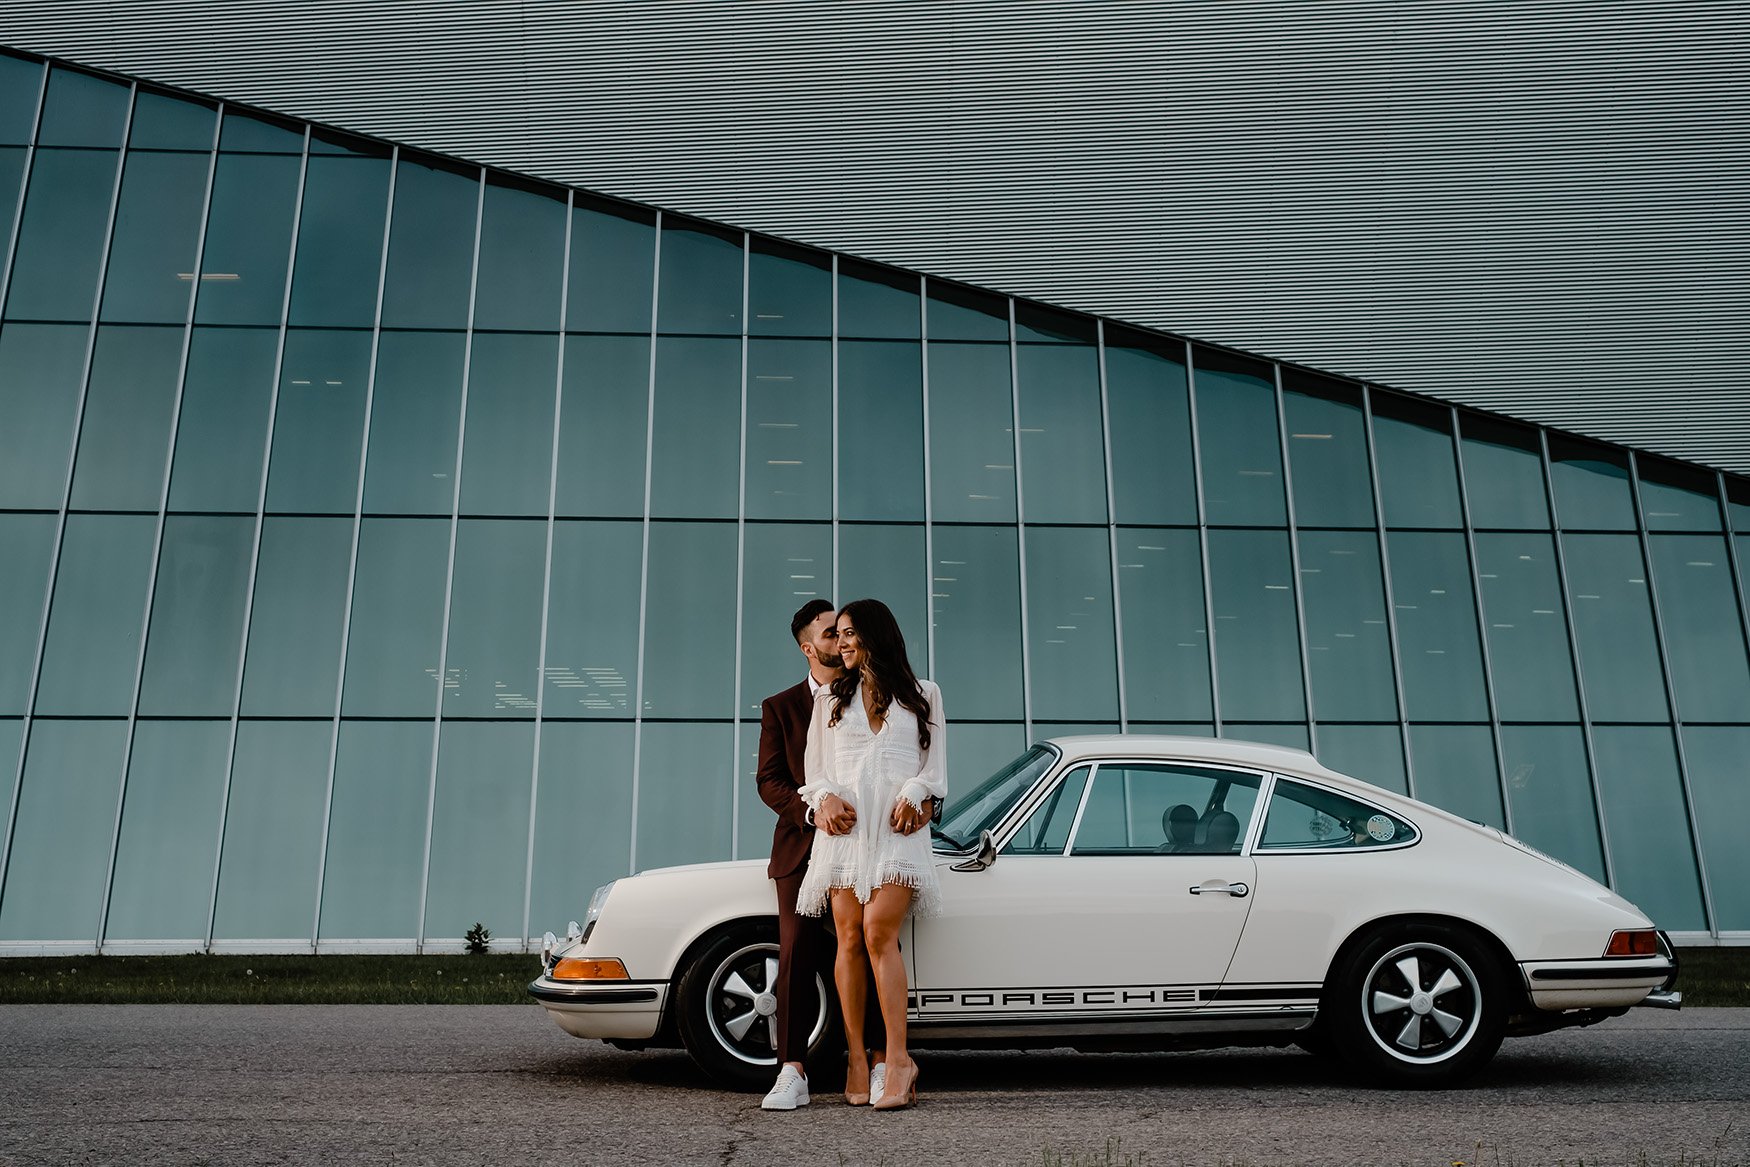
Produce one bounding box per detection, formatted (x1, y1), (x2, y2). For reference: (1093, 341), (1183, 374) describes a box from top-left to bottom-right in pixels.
(1, 1005), (1745, 1166)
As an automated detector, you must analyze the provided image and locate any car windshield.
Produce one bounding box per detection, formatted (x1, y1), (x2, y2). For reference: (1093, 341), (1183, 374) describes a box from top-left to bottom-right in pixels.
(935, 745), (1058, 850)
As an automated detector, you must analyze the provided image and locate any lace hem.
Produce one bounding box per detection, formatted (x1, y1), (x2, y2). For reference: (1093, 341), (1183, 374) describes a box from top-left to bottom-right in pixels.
(794, 862), (941, 919)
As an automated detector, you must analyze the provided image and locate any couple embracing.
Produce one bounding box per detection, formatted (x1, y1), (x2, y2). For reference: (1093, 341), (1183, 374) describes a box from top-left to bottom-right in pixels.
(755, 597), (947, 1113)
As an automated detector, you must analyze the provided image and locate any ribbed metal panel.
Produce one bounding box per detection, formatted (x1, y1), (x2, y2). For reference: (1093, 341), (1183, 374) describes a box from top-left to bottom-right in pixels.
(4, 0), (1746, 470)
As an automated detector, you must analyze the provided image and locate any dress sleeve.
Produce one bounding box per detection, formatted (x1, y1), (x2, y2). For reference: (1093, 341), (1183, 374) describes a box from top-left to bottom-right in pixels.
(897, 681), (947, 811)
(798, 688), (846, 811)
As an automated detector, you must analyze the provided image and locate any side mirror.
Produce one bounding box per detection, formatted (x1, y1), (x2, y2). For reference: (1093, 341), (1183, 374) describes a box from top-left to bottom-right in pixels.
(950, 829), (998, 872)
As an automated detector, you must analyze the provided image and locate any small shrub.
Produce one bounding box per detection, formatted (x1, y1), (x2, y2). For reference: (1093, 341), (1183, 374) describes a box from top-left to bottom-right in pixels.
(464, 922), (492, 955)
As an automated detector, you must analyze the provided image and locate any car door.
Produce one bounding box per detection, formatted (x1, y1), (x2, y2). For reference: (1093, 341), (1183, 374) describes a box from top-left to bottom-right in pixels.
(910, 760), (1264, 1025)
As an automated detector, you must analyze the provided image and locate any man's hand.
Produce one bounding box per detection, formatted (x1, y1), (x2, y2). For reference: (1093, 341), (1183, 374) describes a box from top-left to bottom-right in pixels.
(818, 793), (857, 836)
(890, 797), (933, 835)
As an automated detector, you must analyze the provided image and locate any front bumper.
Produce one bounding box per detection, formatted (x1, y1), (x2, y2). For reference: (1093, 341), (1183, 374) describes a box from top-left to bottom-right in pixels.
(527, 977), (668, 1040)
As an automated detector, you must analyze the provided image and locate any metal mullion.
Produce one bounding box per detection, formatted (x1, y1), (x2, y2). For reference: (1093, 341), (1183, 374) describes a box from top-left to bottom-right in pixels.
(1448, 405), (1514, 836)
(730, 232), (749, 859)
(1271, 363), (1315, 753)
(1182, 341), (1221, 733)
(0, 58), (48, 319)
(1359, 385), (1416, 797)
(627, 213), (662, 875)
(520, 191), (574, 949)
(830, 255), (840, 603)
(97, 94), (223, 950)
(1627, 453), (1718, 936)
(1538, 428), (1615, 889)
(1717, 471), (1750, 717)
(1006, 299), (1033, 739)
(1094, 321), (1126, 730)
(919, 278), (936, 678)
(414, 166), (487, 951)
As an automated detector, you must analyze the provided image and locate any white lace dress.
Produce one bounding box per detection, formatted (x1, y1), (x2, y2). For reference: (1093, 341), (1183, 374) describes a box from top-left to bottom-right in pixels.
(794, 678), (947, 919)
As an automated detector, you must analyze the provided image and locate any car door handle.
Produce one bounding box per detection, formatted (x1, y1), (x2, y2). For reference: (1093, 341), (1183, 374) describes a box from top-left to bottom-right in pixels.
(1188, 881), (1249, 898)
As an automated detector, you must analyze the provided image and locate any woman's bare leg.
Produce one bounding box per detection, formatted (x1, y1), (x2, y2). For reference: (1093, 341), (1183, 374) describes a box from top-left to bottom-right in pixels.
(862, 882), (915, 1093)
(830, 887), (872, 1095)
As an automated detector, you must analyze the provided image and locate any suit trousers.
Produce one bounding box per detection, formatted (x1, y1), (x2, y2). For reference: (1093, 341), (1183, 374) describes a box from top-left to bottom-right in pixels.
(773, 871), (887, 1069)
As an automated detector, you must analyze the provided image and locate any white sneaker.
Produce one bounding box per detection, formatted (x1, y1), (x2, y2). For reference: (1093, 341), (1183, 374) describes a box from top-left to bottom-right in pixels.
(869, 1062), (886, 1104)
(761, 1064), (810, 1111)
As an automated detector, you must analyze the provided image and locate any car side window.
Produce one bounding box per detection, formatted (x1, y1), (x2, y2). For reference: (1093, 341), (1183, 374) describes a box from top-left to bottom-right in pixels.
(1256, 779), (1418, 851)
(1068, 764), (1262, 856)
(1001, 765), (1091, 855)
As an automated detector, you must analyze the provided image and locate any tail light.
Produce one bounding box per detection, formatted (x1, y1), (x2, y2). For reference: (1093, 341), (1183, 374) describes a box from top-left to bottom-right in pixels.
(1604, 929), (1659, 957)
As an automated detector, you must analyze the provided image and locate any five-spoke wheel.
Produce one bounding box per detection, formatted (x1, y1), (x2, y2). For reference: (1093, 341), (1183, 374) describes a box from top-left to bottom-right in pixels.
(676, 924), (834, 1089)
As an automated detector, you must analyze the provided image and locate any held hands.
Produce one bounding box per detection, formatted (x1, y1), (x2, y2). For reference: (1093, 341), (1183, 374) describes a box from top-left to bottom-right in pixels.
(818, 793), (858, 836)
(890, 797), (934, 836)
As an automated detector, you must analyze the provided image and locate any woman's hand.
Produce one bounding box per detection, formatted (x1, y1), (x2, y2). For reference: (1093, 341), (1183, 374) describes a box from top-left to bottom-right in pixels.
(819, 793), (858, 836)
(890, 797), (933, 835)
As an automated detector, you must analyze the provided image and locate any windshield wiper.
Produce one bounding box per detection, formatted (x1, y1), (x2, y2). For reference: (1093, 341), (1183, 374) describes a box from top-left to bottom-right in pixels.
(930, 823), (968, 850)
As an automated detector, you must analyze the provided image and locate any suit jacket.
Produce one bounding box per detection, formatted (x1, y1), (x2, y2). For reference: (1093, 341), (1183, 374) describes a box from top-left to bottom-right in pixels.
(757, 680), (816, 880)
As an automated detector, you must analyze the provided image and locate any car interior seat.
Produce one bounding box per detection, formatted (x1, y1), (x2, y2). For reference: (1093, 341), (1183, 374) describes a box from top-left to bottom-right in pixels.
(1158, 803), (1199, 852)
(1201, 810), (1240, 854)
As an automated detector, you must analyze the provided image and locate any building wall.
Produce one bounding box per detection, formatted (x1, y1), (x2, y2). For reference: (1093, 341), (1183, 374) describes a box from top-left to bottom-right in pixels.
(2, 54), (1749, 951)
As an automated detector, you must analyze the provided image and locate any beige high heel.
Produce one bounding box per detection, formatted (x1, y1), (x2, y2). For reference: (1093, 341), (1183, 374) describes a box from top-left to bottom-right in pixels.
(871, 1061), (918, 1110)
(844, 1053), (872, 1105)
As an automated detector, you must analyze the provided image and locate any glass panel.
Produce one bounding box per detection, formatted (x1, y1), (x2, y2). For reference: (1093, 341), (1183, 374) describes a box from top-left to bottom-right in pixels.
(105, 720), (228, 940)
(657, 218), (740, 335)
(642, 522), (738, 718)
(0, 323), (86, 508)
(1072, 763), (1261, 855)
(195, 153), (301, 325)
(36, 68), (129, 148)
(0, 720), (16, 852)
(473, 177), (564, 331)
(0, 147), (22, 267)
(308, 127), (388, 158)
(211, 720), (330, 940)
(68, 326), (182, 509)
(745, 339), (831, 520)
(318, 720), (431, 940)
(287, 155), (390, 327)
(379, 156), (477, 330)
(839, 524), (927, 669)
(1223, 723), (1306, 750)
(1116, 529), (1211, 721)
(1298, 530), (1397, 721)
(1258, 777), (1416, 850)
(1549, 435), (1635, 531)
(1193, 349), (1284, 526)
(1637, 457), (1720, 532)
(99, 150), (209, 323)
(341, 517), (451, 717)
(748, 238), (830, 337)
(1591, 726), (1706, 930)
(1372, 393), (1462, 528)
(1562, 534), (1668, 721)
(460, 332), (558, 515)
(739, 524), (834, 716)
(1680, 726), (1750, 931)
(1648, 535), (1750, 721)
(927, 342), (1015, 522)
(1459, 415), (1550, 530)
(138, 516), (253, 716)
(649, 337), (739, 519)
(442, 520), (544, 716)
(1406, 725), (1503, 826)
(219, 108), (303, 153)
(0, 55), (44, 144)
(1207, 529), (1303, 722)
(555, 335), (648, 517)
(530, 722), (634, 931)
(1015, 303), (1095, 344)
(0, 514), (55, 713)
(5, 149), (119, 321)
(636, 722), (734, 870)
(1017, 344), (1106, 523)
(33, 514), (155, 716)
(567, 199), (654, 333)
(425, 721), (534, 940)
(1313, 725), (1407, 795)
(168, 327), (277, 510)
(1025, 527), (1117, 721)
(1282, 373), (1373, 528)
(931, 526), (1023, 720)
(266, 329), (372, 513)
(838, 340), (924, 520)
(838, 259), (919, 339)
(1104, 330), (1195, 526)
(1498, 725), (1606, 883)
(1729, 477), (1750, 532)
(926, 282), (1007, 342)
(544, 520), (642, 715)
(938, 735), (1043, 840)
(1475, 533), (1580, 721)
(0, 720), (127, 941)
(241, 517), (351, 716)
(1385, 531), (1489, 722)
(127, 90), (216, 152)
(1001, 765), (1091, 855)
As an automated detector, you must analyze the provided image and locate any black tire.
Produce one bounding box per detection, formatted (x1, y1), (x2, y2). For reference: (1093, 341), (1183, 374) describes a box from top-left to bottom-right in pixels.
(673, 922), (836, 1091)
(1326, 922), (1508, 1087)
(1292, 1016), (1337, 1059)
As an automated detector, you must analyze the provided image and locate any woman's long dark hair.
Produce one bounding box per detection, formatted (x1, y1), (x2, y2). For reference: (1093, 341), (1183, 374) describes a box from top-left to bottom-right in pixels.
(829, 598), (932, 749)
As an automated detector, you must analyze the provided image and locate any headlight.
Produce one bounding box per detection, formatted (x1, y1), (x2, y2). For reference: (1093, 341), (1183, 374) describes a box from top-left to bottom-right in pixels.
(581, 880), (617, 943)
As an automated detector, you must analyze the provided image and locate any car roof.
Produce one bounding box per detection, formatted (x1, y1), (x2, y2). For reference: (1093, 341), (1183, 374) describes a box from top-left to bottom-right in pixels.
(1042, 734), (1344, 782)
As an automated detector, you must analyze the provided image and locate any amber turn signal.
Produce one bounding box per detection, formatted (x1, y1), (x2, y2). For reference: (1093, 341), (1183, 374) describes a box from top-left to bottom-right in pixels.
(1603, 929), (1659, 957)
(551, 957), (630, 981)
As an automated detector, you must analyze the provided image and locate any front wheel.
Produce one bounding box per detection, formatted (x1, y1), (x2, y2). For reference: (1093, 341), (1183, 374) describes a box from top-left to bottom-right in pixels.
(673, 923), (835, 1090)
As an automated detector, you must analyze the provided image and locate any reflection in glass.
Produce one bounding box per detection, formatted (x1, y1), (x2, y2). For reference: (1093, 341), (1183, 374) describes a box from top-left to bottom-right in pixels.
(1407, 724), (1502, 826)
(1313, 725), (1407, 794)
(531, 723), (634, 930)
(1282, 373), (1373, 528)
(1207, 529), (1304, 722)
(1680, 726), (1750, 930)
(425, 721), (535, 940)
(1459, 415), (1550, 530)
(1193, 349), (1284, 526)
(748, 239), (831, 337)
(746, 339), (831, 520)
(1015, 303), (1095, 344)
(0, 720), (127, 941)
(1549, 435), (1635, 530)
(69, 326), (182, 508)
(1297, 531), (1397, 721)
(555, 336), (648, 517)
(1728, 477), (1750, 532)
(442, 520), (545, 716)
(0, 55), (44, 144)
(932, 526), (1023, 720)
(0, 323), (87, 508)
(241, 518), (351, 716)
(839, 260), (919, 339)
(651, 337), (739, 518)
(462, 333), (559, 515)
(1385, 531), (1489, 722)
(287, 156), (390, 327)
(1562, 534), (1668, 721)
(1498, 726), (1606, 882)
(219, 108), (303, 153)
(1116, 529), (1211, 721)
(1637, 456), (1722, 532)
(360, 330), (463, 514)
(267, 330), (372, 513)
(33, 514), (155, 716)
(1104, 331), (1194, 525)
(380, 156), (477, 329)
(138, 517), (253, 716)
(1591, 726), (1706, 930)
(36, 67), (129, 148)
(1017, 344), (1106, 523)
(658, 219), (741, 334)
(319, 721), (431, 940)
(1648, 535), (1750, 721)
(568, 199), (654, 333)
(105, 721), (229, 940)
(544, 521), (642, 715)
(840, 524), (927, 667)
(947, 724), (1029, 803)
(473, 177), (564, 331)
(126, 90), (216, 150)
(926, 282), (1007, 342)
(839, 341), (925, 521)
(341, 518), (451, 717)
(5, 149), (119, 321)
(195, 153), (301, 325)
(928, 342), (1015, 522)
(740, 524), (834, 714)
(0, 148), (22, 267)
(100, 151), (209, 323)
(1025, 527), (1117, 721)
(642, 523), (738, 718)
(1372, 393), (1462, 528)
(0, 515), (55, 713)
(212, 721), (331, 940)
(1474, 533), (1580, 721)
(637, 722), (734, 870)
(169, 328), (278, 511)
(309, 127), (389, 158)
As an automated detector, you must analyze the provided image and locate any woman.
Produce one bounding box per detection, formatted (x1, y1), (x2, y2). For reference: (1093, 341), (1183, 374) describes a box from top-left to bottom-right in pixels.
(796, 598), (946, 1111)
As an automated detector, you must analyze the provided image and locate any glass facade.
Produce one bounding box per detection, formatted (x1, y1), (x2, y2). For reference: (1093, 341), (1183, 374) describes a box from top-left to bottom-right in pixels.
(1, 51), (1749, 949)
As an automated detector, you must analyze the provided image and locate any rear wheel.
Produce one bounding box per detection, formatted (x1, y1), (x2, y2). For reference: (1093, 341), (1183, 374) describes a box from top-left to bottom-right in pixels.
(674, 922), (835, 1091)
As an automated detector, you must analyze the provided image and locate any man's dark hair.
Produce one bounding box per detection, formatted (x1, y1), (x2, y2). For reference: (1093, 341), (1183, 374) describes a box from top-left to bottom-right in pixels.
(790, 598), (834, 643)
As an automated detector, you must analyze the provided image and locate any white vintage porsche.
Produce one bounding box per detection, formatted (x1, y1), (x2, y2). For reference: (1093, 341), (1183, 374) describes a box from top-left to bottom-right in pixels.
(529, 736), (1680, 1088)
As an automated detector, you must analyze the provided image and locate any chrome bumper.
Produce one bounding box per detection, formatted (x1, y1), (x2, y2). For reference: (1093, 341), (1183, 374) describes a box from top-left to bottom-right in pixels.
(526, 976), (668, 1041)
